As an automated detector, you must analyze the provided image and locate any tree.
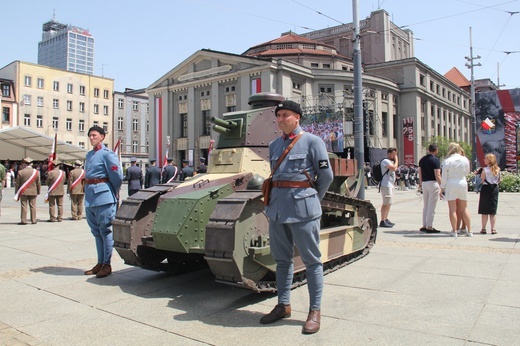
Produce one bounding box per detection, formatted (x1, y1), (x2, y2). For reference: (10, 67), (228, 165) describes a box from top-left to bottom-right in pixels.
(423, 136), (472, 162)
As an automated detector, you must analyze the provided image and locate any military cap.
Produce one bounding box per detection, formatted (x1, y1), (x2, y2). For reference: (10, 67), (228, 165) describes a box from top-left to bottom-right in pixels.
(22, 157), (33, 164)
(130, 157), (137, 162)
(88, 125), (105, 136)
(275, 100), (302, 118)
(74, 160), (83, 166)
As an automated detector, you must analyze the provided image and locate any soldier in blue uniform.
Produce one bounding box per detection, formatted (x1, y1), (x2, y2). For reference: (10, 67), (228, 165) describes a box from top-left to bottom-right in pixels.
(125, 157), (142, 196)
(83, 126), (123, 278)
(260, 100), (333, 334)
(161, 158), (178, 183)
(145, 158), (161, 188)
(180, 159), (194, 181)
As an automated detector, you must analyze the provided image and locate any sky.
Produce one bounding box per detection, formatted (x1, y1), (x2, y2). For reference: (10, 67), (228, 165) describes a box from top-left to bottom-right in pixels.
(2, 0), (519, 92)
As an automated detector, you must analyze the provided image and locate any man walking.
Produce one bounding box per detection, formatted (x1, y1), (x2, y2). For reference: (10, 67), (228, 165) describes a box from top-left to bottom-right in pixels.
(380, 148), (398, 228)
(161, 158), (178, 183)
(83, 126), (123, 278)
(0, 161), (5, 216)
(125, 157), (142, 196)
(68, 160), (85, 220)
(14, 157), (41, 225)
(260, 100), (333, 334)
(46, 160), (65, 222)
(144, 158), (161, 188)
(418, 143), (442, 233)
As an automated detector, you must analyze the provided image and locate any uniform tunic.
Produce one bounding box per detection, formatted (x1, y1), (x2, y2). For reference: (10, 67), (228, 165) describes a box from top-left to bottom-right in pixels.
(161, 164), (178, 183)
(266, 125), (333, 310)
(15, 166), (41, 224)
(145, 165), (161, 188)
(125, 165), (142, 196)
(85, 144), (123, 265)
(68, 166), (85, 220)
(46, 166), (65, 221)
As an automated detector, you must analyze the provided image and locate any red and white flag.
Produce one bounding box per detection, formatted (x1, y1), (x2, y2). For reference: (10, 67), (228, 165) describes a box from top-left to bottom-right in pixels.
(113, 139), (121, 155)
(207, 139), (215, 166)
(48, 133), (57, 171)
(481, 117), (495, 130)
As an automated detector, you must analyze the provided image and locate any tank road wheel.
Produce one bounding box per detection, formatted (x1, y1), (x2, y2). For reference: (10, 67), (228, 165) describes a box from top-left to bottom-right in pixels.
(356, 202), (377, 249)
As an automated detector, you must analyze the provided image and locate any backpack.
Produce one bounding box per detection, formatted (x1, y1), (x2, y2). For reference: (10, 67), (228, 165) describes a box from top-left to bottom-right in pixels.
(372, 161), (388, 183)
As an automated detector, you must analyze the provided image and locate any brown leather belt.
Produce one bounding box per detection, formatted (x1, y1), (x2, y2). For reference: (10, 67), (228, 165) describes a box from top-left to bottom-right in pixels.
(271, 180), (311, 188)
(84, 177), (109, 185)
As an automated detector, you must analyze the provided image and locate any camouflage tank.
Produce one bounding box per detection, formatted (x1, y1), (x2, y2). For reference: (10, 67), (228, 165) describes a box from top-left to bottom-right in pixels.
(112, 92), (377, 292)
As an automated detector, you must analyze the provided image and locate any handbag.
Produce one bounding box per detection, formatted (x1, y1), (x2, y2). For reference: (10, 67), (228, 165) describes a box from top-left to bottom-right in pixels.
(262, 132), (303, 206)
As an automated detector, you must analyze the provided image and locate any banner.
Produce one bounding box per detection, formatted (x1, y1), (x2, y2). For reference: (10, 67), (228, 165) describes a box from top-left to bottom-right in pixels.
(402, 117), (414, 165)
(48, 133), (57, 171)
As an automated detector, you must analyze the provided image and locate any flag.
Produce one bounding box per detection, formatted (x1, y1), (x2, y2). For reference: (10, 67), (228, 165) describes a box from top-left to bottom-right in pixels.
(48, 133), (57, 171)
(251, 78), (261, 94)
(481, 117), (495, 130)
(113, 139), (121, 155)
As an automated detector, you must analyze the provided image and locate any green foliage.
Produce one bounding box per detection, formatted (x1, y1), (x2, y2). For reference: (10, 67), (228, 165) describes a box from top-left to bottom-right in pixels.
(467, 171), (520, 193)
(423, 136), (472, 162)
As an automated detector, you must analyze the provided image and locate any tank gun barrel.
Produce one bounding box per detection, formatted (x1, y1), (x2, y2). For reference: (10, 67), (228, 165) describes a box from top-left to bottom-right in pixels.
(212, 125), (231, 134)
(211, 116), (237, 129)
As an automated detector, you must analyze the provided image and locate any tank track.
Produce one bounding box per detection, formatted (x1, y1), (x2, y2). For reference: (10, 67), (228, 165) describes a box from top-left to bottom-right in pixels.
(205, 191), (378, 292)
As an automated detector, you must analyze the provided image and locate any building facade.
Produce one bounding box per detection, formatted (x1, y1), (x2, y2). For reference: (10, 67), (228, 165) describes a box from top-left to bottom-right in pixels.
(38, 19), (95, 75)
(0, 61), (114, 149)
(1, 78), (16, 129)
(113, 88), (150, 171)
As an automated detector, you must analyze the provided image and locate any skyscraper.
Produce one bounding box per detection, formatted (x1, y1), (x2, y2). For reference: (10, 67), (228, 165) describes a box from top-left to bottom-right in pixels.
(38, 19), (94, 75)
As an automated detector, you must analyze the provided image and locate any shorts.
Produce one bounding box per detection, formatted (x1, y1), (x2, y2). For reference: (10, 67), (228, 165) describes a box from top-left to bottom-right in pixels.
(380, 186), (393, 205)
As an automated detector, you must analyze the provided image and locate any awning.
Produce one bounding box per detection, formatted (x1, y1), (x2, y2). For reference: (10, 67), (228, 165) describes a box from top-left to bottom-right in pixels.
(0, 126), (87, 162)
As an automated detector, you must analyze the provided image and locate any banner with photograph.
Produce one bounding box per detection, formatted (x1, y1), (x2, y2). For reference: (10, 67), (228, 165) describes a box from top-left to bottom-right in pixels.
(402, 117), (414, 165)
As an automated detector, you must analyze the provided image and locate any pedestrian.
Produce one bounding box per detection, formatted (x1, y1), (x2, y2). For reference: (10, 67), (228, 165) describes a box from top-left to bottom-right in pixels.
(83, 126), (123, 278)
(418, 143), (442, 233)
(260, 100), (333, 334)
(14, 157), (41, 225)
(0, 161), (5, 216)
(196, 157), (207, 174)
(180, 159), (194, 181)
(68, 160), (85, 220)
(7, 167), (14, 188)
(125, 157), (142, 196)
(477, 153), (501, 234)
(161, 158), (178, 183)
(46, 160), (65, 222)
(144, 158), (161, 188)
(440, 142), (472, 237)
(379, 148), (398, 228)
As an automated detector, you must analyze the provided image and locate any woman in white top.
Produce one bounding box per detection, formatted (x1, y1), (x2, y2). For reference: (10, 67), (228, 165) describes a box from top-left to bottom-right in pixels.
(440, 143), (471, 237)
(477, 153), (500, 234)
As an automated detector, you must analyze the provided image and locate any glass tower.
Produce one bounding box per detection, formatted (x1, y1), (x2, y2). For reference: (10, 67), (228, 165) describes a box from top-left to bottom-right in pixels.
(38, 19), (94, 75)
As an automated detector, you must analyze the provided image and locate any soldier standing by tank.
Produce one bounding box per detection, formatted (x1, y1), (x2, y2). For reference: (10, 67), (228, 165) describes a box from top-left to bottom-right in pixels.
(68, 160), (85, 220)
(125, 157), (142, 196)
(161, 158), (178, 183)
(83, 126), (123, 278)
(180, 160), (194, 181)
(260, 100), (333, 334)
(196, 157), (207, 174)
(145, 158), (161, 188)
(14, 157), (41, 225)
(46, 160), (65, 222)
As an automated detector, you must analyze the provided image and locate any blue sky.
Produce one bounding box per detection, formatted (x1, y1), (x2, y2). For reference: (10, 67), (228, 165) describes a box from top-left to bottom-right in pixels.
(2, 0), (519, 91)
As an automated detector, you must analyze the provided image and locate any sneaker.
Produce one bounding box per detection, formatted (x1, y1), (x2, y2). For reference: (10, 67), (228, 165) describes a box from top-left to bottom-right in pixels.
(379, 220), (394, 228)
(451, 231), (458, 238)
(458, 229), (466, 234)
(385, 219), (395, 226)
(465, 230), (473, 237)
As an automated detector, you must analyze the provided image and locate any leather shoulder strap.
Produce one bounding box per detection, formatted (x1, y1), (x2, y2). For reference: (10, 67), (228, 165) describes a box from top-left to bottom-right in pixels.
(269, 132), (304, 178)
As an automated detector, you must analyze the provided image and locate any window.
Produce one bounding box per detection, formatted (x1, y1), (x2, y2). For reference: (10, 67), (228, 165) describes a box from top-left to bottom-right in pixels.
(2, 84), (9, 97)
(2, 107), (10, 123)
(103, 122), (108, 133)
(66, 141), (72, 145)
(52, 117), (59, 130)
(311, 63), (319, 68)
(79, 120), (85, 132)
(24, 114), (30, 126)
(67, 100), (73, 111)
(117, 117), (123, 130)
(132, 118), (138, 131)
(24, 76), (32, 86)
(53, 81), (59, 91)
(23, 95), (31, 105)
(323, 63), (331, 68)
(226, 106), (236, 112)
(79, 85), (85, 95)
(37, 96), (44, 107)
(94, 104), (99, 114)
(53, 99), (59, 109)
(37, 78), (44, 88)
(36, 115), (43, 128)
(419, 74), (425, 87)
(66, 118), (72, 131)
(146, 120), (149, 132)
(132, 140), (138, 153)
(67, 83), (73, 93)
(94, 88), (99, 97)
(118, 98), (124, 109)
(103, 105), (109, 115)
(133, 101), (139, 111)
(79, 102), (85, 113)
(93, 121), (99, 127)
(79, 142), (85, 149)
(181, 113), (188, 137)
(202, 110), (211, 135)
(103, 90), (109, 99)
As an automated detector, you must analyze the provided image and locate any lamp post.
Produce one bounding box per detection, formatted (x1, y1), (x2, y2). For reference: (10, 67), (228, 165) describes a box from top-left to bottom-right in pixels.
(465, 27), (481, 169)
(353, 0), (365, 199)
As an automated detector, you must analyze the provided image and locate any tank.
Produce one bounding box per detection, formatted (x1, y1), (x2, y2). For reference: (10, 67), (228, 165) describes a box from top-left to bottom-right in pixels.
(112, 92), (378, 292)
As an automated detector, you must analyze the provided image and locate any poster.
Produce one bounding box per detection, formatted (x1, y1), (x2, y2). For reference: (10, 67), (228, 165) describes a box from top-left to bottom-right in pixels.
(402, 117), (414, 165)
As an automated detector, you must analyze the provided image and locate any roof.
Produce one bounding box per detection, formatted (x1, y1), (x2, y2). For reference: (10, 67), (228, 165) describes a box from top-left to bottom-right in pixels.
(0, 127), (87, 161)
(444, 67), (470, 88)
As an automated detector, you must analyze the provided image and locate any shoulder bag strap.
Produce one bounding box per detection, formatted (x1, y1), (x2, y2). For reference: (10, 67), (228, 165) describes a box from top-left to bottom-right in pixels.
(269, 131), (304, 179)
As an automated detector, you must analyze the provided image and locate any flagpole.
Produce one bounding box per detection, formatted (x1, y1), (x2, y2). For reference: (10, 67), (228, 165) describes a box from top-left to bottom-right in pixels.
(465, 27), (481, 169)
